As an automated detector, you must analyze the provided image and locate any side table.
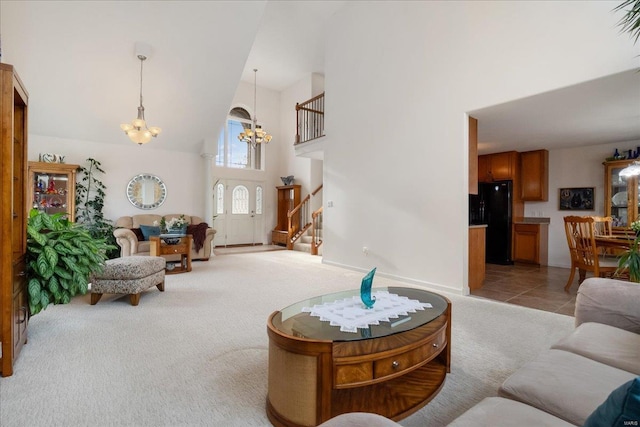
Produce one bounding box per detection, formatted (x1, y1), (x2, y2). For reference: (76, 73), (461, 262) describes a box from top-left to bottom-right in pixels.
(150, 235), (192, 274)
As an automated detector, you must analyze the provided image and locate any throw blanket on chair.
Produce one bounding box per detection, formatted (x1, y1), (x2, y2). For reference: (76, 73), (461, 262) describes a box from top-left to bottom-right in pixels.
(187, 223), (209, 252)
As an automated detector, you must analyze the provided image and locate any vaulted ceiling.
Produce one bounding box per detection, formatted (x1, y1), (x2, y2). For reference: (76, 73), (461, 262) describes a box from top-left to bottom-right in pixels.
(1, 1), (638, 156)
(0, 1), (344, 153)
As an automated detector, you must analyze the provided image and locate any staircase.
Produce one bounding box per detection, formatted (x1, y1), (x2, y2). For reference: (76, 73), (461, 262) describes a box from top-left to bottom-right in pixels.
(293, 225), (323, 255)
(286, 185), (323, 256)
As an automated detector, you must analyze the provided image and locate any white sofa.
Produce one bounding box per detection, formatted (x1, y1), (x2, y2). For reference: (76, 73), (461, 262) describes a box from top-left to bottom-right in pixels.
(113, 214), (216, 261)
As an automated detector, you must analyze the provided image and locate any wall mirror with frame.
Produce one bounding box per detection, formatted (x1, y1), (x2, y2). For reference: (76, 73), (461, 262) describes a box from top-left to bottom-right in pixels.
(126, 173), (167, 210)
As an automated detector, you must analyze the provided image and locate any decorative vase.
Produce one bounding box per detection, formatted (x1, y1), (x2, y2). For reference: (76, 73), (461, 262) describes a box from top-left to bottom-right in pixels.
(360, 267), (377, 309)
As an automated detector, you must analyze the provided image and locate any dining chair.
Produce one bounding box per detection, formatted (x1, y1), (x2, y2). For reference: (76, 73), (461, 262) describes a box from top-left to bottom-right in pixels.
(591, 216), (613, 237)
(591, 215), (615, 258)
(563, 216), (619, 292)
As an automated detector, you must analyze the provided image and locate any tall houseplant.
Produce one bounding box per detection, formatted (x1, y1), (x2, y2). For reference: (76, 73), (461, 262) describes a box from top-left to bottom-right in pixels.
(617, 221), (640, 282)
(75, 158), (119, 259)
(26, 209), (114, 315)
(615, 0), (640, 44)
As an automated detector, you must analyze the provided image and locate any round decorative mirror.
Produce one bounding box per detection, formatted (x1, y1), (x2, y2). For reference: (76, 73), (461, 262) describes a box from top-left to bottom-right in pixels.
(126, 173), (167, 210)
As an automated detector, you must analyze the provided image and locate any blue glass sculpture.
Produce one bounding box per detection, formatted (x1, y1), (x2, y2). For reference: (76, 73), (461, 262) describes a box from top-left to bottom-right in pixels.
(360, 267), (377, 309)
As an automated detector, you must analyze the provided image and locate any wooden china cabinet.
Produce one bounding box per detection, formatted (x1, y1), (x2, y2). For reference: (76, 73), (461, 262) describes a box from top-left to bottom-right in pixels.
(27, 161), (79, 222)
(0, 63), (29, 377)
(604, 159), (640, 229)
(271, 185), (301, 246)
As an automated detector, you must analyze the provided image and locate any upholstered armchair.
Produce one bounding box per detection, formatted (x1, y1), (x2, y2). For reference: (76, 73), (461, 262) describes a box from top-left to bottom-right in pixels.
(113, 214), (216, 260)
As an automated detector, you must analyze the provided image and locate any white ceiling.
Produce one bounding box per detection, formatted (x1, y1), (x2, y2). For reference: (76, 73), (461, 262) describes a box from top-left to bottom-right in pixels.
(1, 1), (638, 155)
(472, 69), (640, 155)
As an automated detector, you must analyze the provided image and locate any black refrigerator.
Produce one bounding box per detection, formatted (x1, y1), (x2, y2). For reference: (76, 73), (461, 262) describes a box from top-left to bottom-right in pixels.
(469, 180), (513, 265)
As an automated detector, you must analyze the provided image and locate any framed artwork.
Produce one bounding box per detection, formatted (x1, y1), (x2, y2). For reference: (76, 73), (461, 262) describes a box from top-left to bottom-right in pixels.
(559, 187), (594, 211)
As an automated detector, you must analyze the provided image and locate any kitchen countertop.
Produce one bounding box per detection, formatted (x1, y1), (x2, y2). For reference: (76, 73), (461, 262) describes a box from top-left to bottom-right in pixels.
(513, 217), (550, 224)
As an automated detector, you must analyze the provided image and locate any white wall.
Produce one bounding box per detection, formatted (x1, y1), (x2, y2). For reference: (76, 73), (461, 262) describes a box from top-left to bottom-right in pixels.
(524, 140), (640, 268)
(279, 74), (323, 196)
(29, 136), (206, 221)
(323, 1), (640, 294)
(29, 78), (285, 240)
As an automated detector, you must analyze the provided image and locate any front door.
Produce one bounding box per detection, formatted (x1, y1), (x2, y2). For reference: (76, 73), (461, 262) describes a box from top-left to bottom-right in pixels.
(214, 180), (265, 246)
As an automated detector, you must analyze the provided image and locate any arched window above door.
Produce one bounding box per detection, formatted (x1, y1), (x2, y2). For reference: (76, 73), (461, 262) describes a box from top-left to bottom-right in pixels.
(216, 107), (263, 170)
(232, 185), (249, 214)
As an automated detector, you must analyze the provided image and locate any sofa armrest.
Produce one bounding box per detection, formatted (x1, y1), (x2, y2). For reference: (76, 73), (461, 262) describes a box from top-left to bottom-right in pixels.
(575, 277), (640, 334)
(205, 228), (216, 239)
(113, 228), (139, 257)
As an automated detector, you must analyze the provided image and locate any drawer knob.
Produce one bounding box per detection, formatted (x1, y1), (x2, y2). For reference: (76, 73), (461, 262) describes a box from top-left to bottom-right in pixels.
(433, 343), (439, 348)
(391, 361), (399, 369)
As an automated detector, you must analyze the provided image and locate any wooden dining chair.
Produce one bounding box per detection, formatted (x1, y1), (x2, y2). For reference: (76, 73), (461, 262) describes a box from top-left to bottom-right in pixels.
(563, 216), (619, 292)
(591, 216), (613, 237)
(591, 215), (615, 258)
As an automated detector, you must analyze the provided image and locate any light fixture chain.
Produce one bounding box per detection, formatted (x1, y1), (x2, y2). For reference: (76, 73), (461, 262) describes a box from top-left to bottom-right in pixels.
(139, 55), (144, 109)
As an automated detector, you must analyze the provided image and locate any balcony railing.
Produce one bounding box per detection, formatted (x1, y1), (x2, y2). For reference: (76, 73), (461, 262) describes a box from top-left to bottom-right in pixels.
(295, 92), (324, 144)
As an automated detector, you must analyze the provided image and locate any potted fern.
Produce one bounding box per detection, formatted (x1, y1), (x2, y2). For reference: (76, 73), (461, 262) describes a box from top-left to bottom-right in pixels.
(26, 209), (115, 315)
(75, 158), (119, 259)
(617, 220), (640, 282)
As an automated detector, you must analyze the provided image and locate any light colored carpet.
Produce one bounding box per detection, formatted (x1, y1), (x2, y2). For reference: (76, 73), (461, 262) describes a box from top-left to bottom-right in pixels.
(0, 251), (574, 426)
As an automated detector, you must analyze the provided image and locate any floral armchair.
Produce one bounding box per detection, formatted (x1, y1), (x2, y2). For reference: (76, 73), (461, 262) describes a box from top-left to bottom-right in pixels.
(113, 214), (216, 260)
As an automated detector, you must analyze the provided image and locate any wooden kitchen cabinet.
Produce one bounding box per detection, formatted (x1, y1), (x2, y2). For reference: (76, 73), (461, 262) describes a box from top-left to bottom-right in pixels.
(469, 225), (486, 290)
(604, 159), (640, 228)
(0, 63), (29, 377)
(513, 223), (548, 265)
(478, 151), (519, 182)
(469, 116), (478, 195)
(520, 150), (549, 201)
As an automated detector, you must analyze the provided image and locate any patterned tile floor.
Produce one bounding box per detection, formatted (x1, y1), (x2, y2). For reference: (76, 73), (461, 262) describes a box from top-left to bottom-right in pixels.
(471, 263), (578, 316)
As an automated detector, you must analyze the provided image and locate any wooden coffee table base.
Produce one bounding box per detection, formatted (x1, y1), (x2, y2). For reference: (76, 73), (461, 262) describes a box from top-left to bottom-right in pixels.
(266, 300), (451, 427)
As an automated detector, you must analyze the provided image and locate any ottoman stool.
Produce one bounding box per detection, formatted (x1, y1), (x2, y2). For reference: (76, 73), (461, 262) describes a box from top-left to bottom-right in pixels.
(90, 256), (166, 306)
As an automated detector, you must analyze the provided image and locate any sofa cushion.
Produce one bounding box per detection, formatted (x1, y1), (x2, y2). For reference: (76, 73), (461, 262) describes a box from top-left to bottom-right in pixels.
(575, 278), (640, 334)
(317, 413), (401, 427)
(139, 225), (161, 241)
(130, 227), (144, 241)
(447, 397), (574, 427)
(552, 322), (640, 375)
(583, 377), (640, 427)
(498, 349), (637, 426)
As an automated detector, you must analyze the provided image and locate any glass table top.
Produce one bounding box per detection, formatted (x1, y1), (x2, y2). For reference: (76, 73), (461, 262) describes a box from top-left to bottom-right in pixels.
(271, 286), (448, 342)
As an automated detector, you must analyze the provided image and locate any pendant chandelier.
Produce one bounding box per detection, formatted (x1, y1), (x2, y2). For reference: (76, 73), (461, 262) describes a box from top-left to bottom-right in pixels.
(238, 69), (272, 147)
(120, 54), (161, 145)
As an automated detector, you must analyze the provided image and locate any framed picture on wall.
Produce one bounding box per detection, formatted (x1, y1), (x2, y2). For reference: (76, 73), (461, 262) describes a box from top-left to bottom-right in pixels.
(559, 187), (595, 211)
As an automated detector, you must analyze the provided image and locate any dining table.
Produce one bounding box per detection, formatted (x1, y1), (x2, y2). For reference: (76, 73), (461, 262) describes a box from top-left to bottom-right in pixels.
(586, 234), (635, 283)
(595, 234), (634, 251)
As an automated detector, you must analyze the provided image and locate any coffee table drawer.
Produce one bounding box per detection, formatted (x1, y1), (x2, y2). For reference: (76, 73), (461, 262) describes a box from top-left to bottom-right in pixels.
(334, 362), (373, 386)
(374, 328), (446, 379)
(162, 243), (188, 254)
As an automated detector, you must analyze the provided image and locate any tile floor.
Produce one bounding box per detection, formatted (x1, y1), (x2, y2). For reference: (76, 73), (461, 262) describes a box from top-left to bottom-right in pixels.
(471, 263), (578, 316)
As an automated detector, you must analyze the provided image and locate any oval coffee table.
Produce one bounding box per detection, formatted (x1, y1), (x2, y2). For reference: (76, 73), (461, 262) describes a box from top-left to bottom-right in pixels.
(266, 286), (451, 427)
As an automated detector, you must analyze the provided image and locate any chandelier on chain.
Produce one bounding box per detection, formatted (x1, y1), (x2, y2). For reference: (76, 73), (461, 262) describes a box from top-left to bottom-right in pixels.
(238, 68), (272, 147)
(120, 51), (161, 145)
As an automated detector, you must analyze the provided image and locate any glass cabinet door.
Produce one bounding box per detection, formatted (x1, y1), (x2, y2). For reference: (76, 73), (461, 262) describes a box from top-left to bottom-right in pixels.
(605, 159), (639, 228)
(32, 172), (69, 216)
(27, 162), (78, 222)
